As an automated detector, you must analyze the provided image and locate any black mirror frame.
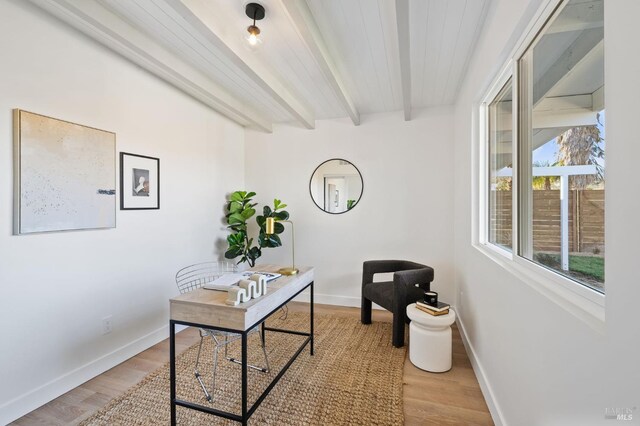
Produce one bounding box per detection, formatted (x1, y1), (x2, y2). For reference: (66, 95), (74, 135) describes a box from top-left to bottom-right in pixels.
(308, 158), (363, 215)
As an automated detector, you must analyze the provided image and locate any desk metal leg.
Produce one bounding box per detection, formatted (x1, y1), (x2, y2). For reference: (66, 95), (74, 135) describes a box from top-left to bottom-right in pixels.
(170, 320), (176, 425)
(310, 281), (314, 356)
(171, 279), (314, 424)
(241, 332), (248, 426)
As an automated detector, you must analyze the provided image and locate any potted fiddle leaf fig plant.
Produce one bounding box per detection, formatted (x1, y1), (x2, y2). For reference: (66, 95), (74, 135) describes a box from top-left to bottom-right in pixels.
(224, 191), (289, 267)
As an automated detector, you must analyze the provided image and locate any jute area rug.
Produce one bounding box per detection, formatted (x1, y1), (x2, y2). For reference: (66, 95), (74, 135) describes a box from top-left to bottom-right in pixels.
(80, 312), (406, 425)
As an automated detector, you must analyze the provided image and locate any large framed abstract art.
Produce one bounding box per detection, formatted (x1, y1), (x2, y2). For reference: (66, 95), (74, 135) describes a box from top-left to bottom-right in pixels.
(13, 110), (116, 234)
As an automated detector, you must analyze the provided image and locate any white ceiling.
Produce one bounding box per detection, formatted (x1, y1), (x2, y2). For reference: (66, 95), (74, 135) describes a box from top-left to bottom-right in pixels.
(33, 0), (489, 131)
(307, 0), (403, 115)
(409, 0), (488, 108)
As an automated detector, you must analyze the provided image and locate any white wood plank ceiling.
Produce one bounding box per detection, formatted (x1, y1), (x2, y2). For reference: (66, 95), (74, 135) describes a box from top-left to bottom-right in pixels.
(30, 0), (489, 131)
(409, 0), (488, 108)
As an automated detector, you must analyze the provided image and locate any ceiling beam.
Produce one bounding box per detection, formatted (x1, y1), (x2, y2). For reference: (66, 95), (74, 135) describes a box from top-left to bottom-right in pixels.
(168, 0), (316, 129)
(30, 0), (273, 132)
(546, 0), (603, 34)
(394, 0), (412, 121)
(533, 28), (603, 106)
(533, 110), (598, 129)
(280, 0), (359, 126)
(592, 85), (604, 111)
(535, 94), (593, 112)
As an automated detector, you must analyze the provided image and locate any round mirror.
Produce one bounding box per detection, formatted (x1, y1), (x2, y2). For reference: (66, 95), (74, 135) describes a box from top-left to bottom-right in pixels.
(309, 159), (363, 214)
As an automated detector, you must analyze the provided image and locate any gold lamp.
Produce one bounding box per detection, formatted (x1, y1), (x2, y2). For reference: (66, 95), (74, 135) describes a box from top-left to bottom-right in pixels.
(265, 217), (298, 275)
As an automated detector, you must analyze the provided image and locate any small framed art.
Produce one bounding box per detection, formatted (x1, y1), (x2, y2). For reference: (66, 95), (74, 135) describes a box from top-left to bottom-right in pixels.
(120, 152), (160, 210)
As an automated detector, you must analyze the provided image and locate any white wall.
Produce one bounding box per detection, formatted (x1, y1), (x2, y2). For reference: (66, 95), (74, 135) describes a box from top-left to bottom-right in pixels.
(453, 0), (640, 425)
(0, 1), (244, 423)
(245, 108), (454, 307)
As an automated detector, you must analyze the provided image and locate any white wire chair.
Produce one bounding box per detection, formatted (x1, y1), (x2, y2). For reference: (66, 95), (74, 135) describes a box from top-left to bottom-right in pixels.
(175, 261), (270, 402)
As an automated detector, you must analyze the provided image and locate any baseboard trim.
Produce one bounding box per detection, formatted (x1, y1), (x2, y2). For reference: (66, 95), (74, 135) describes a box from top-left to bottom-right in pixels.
(454, 307), (507, 426)
(0, 324), (170, 425)
(292, 292), (384, 310)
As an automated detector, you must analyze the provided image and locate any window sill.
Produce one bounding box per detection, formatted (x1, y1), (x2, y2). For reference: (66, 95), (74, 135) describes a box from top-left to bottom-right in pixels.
(473, 243), (605, 333)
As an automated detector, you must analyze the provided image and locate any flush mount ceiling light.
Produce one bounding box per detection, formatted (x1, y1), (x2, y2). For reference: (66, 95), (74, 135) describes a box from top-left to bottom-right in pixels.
(245, 3), (265, 47)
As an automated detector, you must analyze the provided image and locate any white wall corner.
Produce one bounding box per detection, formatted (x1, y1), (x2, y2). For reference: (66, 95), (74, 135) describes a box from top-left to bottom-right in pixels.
(454, 307), (507, 426)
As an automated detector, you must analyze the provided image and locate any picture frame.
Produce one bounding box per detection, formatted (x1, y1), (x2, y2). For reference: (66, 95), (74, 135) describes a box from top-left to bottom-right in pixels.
(119, 152), (160, 210)
(13, 109), (116, 234)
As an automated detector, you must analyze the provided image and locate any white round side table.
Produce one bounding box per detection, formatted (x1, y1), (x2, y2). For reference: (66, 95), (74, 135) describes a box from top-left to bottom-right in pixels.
(406, 304), (456, 373)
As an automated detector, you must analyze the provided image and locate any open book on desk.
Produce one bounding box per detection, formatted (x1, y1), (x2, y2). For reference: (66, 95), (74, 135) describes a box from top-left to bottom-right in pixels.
(203, 271), (282, 291)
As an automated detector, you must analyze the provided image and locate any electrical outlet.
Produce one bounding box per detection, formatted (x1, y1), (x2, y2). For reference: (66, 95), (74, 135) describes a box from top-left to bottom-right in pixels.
(102, 315), (113, 335)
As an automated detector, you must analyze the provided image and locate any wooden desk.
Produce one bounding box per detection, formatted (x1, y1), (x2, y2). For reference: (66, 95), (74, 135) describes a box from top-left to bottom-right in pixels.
(169, 265), (314, 425)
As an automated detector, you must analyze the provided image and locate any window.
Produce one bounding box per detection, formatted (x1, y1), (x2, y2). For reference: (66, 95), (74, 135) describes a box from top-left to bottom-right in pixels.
(481, 0), (605, 295)
(519, 0), (604, 293)
(488, 79), (514, 251)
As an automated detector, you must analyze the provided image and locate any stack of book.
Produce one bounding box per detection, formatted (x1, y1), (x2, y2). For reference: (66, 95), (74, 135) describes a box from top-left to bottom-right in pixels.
(416, 300), (450, 316)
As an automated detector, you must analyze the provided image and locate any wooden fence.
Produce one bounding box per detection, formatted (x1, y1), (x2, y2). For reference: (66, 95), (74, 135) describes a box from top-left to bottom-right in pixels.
(490, 189), (605, 254)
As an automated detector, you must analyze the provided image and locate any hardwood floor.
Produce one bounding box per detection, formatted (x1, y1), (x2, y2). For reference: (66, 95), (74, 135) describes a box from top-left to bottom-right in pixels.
(12, 303), (492, 425)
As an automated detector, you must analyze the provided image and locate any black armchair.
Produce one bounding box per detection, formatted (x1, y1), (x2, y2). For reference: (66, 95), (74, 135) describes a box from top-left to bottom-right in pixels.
(361, 260), (434, 347)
